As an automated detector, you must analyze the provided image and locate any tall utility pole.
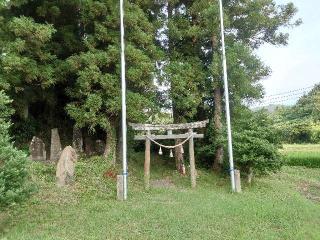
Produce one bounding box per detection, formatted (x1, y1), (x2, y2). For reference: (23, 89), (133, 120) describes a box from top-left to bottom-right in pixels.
(218, 0), (236, 192)
(120, 0), (128, 200)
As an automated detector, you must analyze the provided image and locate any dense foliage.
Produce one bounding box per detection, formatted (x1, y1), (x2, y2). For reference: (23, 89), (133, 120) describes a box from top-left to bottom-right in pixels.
(154, 0), (300, 171)
(271, 84), (320, 143)
(0, 0), (161, 161)
(232, 110), (283, 179)
(0, 0), (300, 175)
(0, 91), (31, 207)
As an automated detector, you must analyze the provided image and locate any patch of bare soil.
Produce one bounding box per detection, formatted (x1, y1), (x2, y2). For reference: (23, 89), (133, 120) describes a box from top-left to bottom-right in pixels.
(299, 181), (320, 203)
(151, 177), (175, 188)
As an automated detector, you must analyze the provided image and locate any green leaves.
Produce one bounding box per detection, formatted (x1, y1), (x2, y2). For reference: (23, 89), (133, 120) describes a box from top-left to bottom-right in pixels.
(63, 0), (160, 133)
(0, 0), (301, 174)
(0, 90), (14, 119)
(9, 17), (56, 44)
(0, 91), (31, 208)
(66, 93), (110, 132)
(232, 109), (283, 175)
(228, 0), (301, 48)
(166, 60), (204, 120)
(0, 16), (57, 89)
(271, 84), (320, 144)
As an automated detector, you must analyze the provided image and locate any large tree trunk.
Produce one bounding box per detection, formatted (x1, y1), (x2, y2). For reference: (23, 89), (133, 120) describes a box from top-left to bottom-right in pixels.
(213, 87), (224, 171)
(104, 122), (117, 166)
(117, 121), (123, 163)
(167, 1), (185, 173)
(212, 31), (224, 171)
(72, 126), (83, 153)
(172, 104), (185, 173)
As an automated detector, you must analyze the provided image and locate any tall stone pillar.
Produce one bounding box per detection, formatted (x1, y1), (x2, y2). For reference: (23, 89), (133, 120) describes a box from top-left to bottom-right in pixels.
(50, 128), (62, 162)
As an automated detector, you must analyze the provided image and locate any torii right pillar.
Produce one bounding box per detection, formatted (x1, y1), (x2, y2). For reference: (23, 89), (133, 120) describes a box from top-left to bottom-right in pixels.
(188, 129), (196, 188)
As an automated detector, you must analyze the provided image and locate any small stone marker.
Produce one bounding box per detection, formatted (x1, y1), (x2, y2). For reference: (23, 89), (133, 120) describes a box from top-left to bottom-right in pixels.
(72, 127), (83, 153)
(235, 170), (242, 193)
(117, 175), (124, 201)
(84, 136), (94, 156)
(50, 128), (62, 162)
(29, 136), (46, 162)
(56, 146), (77, 187)
(95, 139), (105, 155)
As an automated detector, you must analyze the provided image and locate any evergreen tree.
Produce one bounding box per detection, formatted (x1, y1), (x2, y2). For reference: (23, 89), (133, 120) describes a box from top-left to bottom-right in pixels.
(0, 1), (57, 119)
(1, 1), (161, 162)
(0, 0), (301, 174)
(0, 90), (31, 207)
(65, 0), (161, 163)
(157, 0), (300, 170)
(0, 0), (81, 144)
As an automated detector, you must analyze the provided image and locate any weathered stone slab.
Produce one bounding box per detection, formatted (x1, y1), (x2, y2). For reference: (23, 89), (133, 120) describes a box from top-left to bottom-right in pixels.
(50, 128), (62, 162)
(56, 146), (77, 187)
(72, 127), (83, 153)
(29, 136), (46, 162)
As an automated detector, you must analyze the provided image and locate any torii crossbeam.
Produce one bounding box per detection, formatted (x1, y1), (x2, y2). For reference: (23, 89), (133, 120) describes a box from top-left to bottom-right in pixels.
(130, 120), (209, 189)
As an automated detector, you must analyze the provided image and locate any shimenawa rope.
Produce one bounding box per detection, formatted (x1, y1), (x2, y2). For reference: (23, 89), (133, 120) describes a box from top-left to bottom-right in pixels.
(145, 133), (194, 149)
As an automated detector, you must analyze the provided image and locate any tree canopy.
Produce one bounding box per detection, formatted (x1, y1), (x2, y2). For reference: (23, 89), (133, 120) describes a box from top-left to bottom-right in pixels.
(0, 0), (300, 169)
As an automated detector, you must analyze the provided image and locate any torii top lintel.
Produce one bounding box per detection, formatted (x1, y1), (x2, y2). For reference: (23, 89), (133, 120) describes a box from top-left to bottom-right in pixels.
(129, 120), (209, 131)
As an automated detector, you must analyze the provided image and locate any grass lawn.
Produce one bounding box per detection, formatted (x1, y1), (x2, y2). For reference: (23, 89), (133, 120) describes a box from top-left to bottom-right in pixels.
(1, 153), (320, 240)
(282, 144), (320, 168)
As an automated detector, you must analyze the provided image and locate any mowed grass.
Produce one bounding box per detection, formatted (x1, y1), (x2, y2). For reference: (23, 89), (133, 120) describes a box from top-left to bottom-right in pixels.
(1, 153), (320, 240)
(282, 144), (320, 168)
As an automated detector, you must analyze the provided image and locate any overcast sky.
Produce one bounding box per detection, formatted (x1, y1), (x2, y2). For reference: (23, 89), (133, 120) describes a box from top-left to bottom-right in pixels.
(256, 0), (320, 105)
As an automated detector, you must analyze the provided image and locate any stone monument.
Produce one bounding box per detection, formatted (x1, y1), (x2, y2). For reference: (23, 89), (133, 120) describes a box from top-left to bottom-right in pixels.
(50, 128), (62, 162)
(56, 146), (77, 186)
(29, 136), (46, 162)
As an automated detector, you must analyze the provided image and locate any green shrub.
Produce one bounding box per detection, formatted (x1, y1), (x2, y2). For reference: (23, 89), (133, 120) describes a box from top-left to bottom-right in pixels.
(280, 122), (313, 144)
(197, 109), (283, 175)
(311, 124), (320, 143)
(232, 110), (283, 178)
(0, 91), (32, 208)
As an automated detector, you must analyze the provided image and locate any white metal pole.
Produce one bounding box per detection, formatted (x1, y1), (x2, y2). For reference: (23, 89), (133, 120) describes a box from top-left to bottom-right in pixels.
(218, 0), (236, 192)
(120, 0), (128, 200)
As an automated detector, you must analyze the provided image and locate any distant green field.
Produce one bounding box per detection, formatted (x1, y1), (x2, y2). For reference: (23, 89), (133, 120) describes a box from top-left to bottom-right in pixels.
(282, 144), (320, 168)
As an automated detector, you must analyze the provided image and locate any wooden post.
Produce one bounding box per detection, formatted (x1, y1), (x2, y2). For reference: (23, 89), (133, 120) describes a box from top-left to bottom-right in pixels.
(188, 129), (196, 188)
(117, 175), (124, 200)
(144, 130), (151, 190)
(234, 170), (242, 193)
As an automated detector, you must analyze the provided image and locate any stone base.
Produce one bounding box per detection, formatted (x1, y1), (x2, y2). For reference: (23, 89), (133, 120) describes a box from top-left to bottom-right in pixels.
(117, 175), (124, 201)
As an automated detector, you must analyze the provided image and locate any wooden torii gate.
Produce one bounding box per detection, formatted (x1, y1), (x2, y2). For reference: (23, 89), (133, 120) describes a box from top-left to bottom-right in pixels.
(129, 120), (209, 189)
